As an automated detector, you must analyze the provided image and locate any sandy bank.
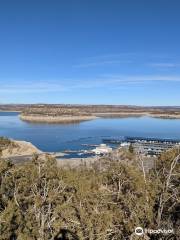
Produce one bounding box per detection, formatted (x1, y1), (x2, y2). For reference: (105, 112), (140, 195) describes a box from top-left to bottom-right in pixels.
(20, 114), (97, 123)
(1, 140), (42, 158)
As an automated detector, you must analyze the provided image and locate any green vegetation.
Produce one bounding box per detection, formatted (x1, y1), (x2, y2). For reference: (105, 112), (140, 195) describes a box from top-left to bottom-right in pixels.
(0, 148), (179, 239)
(0, 137), (16, 156)
(128, 143), (134, 154)
(0, 137), (12, 147)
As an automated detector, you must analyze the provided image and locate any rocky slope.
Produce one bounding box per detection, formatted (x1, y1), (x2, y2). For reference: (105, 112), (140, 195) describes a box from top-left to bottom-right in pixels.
(1, 140), (42, 158)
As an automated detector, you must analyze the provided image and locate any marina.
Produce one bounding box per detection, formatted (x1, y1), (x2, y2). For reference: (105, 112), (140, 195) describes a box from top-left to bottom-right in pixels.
(103, 136), (180, 155)
(57, 136), (180, 159)
(1, 112), (180, 156)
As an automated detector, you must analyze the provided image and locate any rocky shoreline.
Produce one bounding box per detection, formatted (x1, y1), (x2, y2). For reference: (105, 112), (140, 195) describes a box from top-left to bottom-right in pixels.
(0, 137), (98, 166)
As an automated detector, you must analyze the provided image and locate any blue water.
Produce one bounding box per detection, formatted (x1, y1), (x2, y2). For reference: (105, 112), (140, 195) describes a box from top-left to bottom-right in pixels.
(0, 112), (180, 152)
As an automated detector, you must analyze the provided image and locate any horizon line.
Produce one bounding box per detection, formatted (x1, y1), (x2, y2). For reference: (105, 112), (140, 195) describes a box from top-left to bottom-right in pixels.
(0, 103), (180, 108)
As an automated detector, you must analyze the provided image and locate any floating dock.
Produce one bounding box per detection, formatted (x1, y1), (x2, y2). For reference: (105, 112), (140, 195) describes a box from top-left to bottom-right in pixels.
(103, 136), (180, 144)
(125, 136), (180, 144)
(102, 136), (180, 155)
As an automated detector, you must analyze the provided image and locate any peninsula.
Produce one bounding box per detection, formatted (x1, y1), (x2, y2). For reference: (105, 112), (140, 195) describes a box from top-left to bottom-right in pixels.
(1, 104), (180, 122)
(20, 105), (97, 123)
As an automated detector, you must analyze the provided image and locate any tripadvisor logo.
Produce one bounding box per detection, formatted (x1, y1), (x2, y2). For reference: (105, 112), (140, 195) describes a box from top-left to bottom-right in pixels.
(135, 227), (144, 236)
(135, 226), (174, 236)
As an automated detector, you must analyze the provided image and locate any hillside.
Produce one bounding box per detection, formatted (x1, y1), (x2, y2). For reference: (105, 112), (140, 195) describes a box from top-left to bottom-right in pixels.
(0, 142), (179, 239)
(0, 137), (42, 158)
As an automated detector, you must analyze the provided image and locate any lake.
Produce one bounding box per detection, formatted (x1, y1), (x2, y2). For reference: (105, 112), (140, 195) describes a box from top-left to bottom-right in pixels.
(0, 112), (180, 152)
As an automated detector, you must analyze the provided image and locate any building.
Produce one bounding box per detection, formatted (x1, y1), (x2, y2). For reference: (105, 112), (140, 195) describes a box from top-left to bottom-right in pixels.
(92, 144), (112, 155)
(120, 142), (130, 147)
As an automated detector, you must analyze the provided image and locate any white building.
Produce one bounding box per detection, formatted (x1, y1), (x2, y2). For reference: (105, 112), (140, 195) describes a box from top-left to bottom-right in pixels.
(92, 144), (112, 155)
(120, 142), (130, 147)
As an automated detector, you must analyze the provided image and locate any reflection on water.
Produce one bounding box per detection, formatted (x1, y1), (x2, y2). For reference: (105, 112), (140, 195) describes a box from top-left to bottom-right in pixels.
(0, 112), (180, 152)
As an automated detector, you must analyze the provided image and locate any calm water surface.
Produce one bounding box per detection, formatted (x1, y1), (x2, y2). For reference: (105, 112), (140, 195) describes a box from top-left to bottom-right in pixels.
(0, 112), (180, 152)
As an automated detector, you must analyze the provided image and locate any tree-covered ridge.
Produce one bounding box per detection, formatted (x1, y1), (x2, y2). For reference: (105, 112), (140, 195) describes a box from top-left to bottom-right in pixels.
(0, 149), (179, 240)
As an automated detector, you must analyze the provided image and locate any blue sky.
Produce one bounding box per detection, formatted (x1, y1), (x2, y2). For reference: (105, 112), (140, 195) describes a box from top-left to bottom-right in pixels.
(0, 0), (180, 105)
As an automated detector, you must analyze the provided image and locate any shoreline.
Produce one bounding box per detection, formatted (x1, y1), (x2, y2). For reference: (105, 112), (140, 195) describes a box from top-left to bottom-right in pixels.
(94, 112), (180, 119)
(20, 114), (98, 123)
(1, 139), (42, 159)
(1, 110), (180, 121)
(20, 112), (180, 123)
